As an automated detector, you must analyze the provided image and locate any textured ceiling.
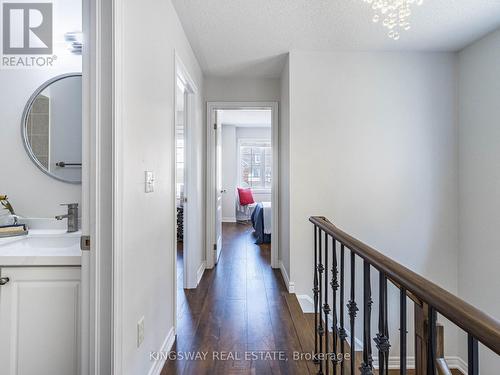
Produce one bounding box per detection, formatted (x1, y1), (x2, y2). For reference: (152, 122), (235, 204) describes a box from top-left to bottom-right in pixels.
(172, 0), (500, 77)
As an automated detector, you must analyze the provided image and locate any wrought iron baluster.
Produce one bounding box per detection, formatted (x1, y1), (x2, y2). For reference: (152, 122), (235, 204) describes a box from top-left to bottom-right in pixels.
(317, 229), (324, 375)
(324, 233), (330, 375)
(331, 238), (339, 375)
(427, 306), (437, 375)
(360, 261), (373, 375)
(339, 244), (346, 375)
(468, 334), (479, 375)
(400, 288), (407, 375)
(313, 226), (320, 365)
(374, 273), (390, 375)
(347, 252), (358, 375)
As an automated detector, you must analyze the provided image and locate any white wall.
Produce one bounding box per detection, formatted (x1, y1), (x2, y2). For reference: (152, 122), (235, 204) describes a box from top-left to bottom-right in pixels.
(117, 0), (204, 373)
(0, 1), (82, 218)
(205, 76), (280, 102)
(288, 50), (459, 359)
(458, 28), (500, 374)
(279, 56), (291, 277)
(221, 125), (272, 221)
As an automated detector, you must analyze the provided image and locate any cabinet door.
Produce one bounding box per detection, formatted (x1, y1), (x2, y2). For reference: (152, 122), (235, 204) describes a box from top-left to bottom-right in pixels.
(0, 267), (80, 375)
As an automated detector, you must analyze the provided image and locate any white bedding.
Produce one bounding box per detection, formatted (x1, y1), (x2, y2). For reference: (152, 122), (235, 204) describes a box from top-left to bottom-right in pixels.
(262, 202), (272, 234)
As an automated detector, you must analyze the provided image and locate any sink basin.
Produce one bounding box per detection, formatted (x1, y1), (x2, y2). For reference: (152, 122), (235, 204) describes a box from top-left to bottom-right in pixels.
(0, 230), (81, 266)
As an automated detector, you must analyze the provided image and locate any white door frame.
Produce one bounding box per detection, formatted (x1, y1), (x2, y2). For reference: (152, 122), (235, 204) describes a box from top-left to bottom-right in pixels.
(206, 102), (279, 269)
(174, 53), (199, 290)
(82, 0), (114, 374)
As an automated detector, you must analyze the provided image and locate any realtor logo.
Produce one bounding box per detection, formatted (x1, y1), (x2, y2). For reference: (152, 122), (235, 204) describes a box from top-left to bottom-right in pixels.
(3, 2), (53, 55)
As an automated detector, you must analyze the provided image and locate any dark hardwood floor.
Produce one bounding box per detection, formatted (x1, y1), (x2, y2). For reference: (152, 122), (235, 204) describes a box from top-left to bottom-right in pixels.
(164, 224), (466, 375)
(161, 223), (316, 375)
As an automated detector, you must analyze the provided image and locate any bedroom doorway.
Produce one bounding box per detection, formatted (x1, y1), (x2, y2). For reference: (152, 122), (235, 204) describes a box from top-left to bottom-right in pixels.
(206, 102), (279, 269)
(174, 54), (199, 291)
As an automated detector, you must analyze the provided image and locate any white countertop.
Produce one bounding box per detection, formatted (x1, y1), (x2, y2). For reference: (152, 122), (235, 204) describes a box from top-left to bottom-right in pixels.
(0, 229), (82, 267)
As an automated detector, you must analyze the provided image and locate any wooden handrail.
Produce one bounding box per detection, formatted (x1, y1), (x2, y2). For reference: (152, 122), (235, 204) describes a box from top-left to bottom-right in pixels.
(309, 216), (500, 355)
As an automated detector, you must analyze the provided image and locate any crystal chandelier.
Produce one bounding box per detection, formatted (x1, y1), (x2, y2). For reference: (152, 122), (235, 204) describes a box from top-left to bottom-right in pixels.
(362, 0), (423, 40)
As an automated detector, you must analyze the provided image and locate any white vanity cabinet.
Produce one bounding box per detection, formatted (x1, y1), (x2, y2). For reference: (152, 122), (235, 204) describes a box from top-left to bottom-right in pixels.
(0, 266), (81, 375)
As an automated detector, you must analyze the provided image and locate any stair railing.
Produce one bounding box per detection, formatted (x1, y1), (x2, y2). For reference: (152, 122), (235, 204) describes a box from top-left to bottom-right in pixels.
(310, 216), (500, 375)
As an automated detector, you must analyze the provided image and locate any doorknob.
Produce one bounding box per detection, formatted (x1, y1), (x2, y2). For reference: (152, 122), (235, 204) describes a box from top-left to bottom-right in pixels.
(0, 277), (10, 286)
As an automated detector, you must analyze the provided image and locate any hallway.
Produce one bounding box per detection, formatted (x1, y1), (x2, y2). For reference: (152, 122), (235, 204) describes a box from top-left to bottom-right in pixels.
(162, 223), (316, 375)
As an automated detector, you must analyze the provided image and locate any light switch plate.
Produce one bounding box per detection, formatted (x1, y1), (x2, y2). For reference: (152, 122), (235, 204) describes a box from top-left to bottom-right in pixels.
(137, 316), (145, 347)
(145, 171), (155, 193)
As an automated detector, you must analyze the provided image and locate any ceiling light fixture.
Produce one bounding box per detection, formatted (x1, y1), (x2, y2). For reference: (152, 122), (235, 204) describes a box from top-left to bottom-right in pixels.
(362, 0), (423, 40)
(64, 32), (83, 55)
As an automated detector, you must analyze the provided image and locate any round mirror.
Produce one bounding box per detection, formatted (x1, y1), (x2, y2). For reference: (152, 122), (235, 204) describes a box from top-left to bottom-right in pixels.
(22, 73), (82, 184)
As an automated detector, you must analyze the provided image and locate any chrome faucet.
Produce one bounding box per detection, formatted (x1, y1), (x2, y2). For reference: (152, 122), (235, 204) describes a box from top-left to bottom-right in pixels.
(55, 203), (79, 233)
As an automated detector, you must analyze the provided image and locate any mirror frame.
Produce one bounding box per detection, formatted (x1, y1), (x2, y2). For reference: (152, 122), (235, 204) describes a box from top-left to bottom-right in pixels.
(21, 73), (82, 184)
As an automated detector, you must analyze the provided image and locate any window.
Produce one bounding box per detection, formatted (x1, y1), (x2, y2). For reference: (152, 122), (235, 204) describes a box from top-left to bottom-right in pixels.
(239, 140), (271, 190)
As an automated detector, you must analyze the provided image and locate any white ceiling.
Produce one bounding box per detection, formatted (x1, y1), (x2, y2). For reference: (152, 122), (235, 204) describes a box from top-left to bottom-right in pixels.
(219, 110), (271, 127)
(172, 0), (500, 77)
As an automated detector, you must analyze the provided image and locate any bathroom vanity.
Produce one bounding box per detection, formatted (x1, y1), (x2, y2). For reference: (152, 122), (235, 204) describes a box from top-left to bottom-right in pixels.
(0, 230), (81, 375)
(0, 64), (84, 375)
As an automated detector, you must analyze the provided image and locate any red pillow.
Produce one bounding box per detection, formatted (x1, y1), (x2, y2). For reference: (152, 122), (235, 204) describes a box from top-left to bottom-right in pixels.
(237, 188), (255, 206)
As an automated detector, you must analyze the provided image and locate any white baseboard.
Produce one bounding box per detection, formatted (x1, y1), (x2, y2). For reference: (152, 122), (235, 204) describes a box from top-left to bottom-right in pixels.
(222, 217), (236, 223)
(279, 260), (295, 293)
(296, 294), (363, 349)
(343, 326), (364, 351)
(373, 356), (466, 373)
(196, 261), (206, 285)
(296, 294), (314, 313)
(371, 356), (415, 370)
(148, 326), (176, 375)
(446, 356), (468, 374)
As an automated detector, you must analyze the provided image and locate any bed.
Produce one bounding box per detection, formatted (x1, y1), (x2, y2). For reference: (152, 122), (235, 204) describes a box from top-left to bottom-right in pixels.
(251, 202), (271, 244)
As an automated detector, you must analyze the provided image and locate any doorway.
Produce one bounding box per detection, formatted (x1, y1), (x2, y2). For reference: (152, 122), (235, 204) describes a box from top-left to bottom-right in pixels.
(175, 78), (187, 289)
(206, 102), (279, 269)
(174, 55), (198, 290)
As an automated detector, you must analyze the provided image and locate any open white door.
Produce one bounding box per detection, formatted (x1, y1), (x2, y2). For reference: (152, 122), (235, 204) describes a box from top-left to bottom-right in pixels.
(82, 0), (114, 372)
(214, 111), (223, 263)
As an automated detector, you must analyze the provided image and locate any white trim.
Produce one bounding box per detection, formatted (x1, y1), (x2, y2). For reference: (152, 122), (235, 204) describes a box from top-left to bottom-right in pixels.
(295, 294), (364, 350)
(296, 294), (315, 313)
(196, 261), (206, 286)
(147, 327), (176, 375)
(222, 217), (236, 223)
(371, 356), (466, 373)
(83, 0), (115, 373)
(174, 53), (200, 292)
(81, 1), (91, 373)
(371, 357), (416, 370)
(206, 102), (279, 270)
(112, 0), (125, 372)
(446, 357), (468, 374)
(279, 261), (294, 293)
(343, 327), (364, 351)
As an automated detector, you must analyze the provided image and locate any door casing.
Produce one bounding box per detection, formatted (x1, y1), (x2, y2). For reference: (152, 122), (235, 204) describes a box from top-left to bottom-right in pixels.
(174, 54), (199, 290)
(205, 102), (279, 269)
